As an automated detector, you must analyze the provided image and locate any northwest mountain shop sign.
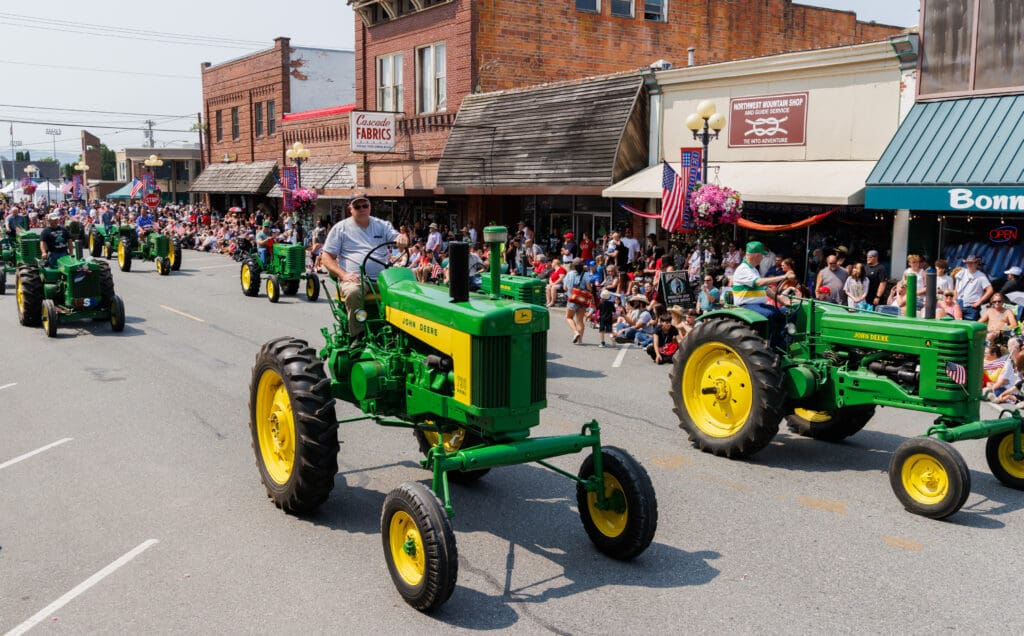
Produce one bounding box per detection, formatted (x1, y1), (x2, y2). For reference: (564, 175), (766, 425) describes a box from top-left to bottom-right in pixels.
(728, 92), (808, 148)
(350, 111), (396, 153)
(866, 186), (1024, 212)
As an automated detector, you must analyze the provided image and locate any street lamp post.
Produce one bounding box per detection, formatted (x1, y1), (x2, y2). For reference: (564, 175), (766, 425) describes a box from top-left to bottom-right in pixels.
(45, 127), (60, 208)
(285, 141), (311, 188)
(685, 100), (728, 183)
(144, 154), (164, 203)
(73, 161), (90, 204)
(23, 163), (37, 206)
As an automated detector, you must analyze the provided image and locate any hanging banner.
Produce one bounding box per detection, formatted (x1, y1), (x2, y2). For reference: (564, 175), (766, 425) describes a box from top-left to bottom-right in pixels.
(281, 165), (298, 212)
(143, 171), (155, 194)
(72, 175), (82, 198)
(680, 148), (702, 232)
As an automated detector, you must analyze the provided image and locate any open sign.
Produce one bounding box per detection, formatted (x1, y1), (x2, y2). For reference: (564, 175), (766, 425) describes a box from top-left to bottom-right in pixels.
(989, 226), (1018, 243)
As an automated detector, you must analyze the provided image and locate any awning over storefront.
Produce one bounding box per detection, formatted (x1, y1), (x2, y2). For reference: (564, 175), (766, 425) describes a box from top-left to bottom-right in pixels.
(603, 160), (875, 205)
(189, 161), (277, 194)
(866, 95), (1024, 212)
(267, 163), (357, 198)
(436, 72), (648, 195)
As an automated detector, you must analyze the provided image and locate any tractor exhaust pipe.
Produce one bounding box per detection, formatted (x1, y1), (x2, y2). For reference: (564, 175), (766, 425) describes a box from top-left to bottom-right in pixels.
(924, 271), (936, 319)
(449, 241), (469, 303)
(483, 225), (508, 301)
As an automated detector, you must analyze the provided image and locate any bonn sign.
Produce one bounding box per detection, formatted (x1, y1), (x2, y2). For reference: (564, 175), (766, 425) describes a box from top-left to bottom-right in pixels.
(350, 111), (396, 153)
(866, 186), (1024, 212)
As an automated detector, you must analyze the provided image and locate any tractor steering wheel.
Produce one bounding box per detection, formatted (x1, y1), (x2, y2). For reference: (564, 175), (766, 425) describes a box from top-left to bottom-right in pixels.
(359, 240), (399, 280)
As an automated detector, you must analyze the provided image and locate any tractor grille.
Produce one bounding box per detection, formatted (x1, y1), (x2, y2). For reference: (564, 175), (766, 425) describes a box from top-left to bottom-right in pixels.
(472, 336), (511, 408)
(275, 244), (306, 277)
(67, 268), (102, 298)
(151, 234), (169, 254)
(18, 236), (41, 263)
(531, 331), (547, 403)
(934, 340), (973, 391)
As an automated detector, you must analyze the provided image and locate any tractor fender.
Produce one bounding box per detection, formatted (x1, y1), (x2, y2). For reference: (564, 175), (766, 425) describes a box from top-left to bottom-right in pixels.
(697, 307), (770, 329)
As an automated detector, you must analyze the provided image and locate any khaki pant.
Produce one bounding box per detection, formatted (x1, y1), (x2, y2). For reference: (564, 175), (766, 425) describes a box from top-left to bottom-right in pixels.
(340, 280), (367, 337)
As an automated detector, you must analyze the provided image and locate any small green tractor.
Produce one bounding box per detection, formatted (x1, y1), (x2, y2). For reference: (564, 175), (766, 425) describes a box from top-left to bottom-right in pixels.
(1, 228), (16, 295)
(478, 272), (547, 305)
(670, 279), (1024, 520)
(13, 230), (125, 337)
(249, 227), (657, 611)
(91, 224), (182, 275)
(240, 242), (319, 303)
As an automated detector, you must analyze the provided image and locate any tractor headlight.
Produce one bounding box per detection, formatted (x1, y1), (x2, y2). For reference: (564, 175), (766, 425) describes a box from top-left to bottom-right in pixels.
(786, 323), (797, 335)
(354, 309), (368, 323)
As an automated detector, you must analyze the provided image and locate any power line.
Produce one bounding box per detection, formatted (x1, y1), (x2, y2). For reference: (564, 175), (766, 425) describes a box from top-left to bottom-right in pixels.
(0, 58), (197, 80)
(0, 12), (268, 46)
(0, 103), (190, 118)
(3, 117), (193, 133)
(0, 15), (265, 50)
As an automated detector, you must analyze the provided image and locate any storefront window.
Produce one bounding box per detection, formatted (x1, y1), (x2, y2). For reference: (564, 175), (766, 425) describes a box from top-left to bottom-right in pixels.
(974, 1), (1024, 91)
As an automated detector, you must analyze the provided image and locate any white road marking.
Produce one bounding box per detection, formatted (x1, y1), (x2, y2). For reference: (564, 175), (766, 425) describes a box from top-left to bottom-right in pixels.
(0, 382), (16, 391)
(196, 263), (240, 270)
(4, 539), (159, 636)
(612, 343), (630, 368)
(0, 438), (73, 471)
(159, 304), (205, 322)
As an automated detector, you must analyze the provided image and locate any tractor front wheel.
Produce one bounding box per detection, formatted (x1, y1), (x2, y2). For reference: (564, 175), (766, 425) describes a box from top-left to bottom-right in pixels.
(415, 427), (490, 484)
(41, 299), (58, 338)
(889, 437), (970, 519)
(169, 239), (182, 271)
(305, 275), (320, 302)
(381, 481), (458, 612)
(266, 275), (281, 303)
(16, 266), (43, 327)
(102, 242), (111, 260)
(786, 405), (876, 442)
(670, 318), (784, 458)
(249, 337), (338, 514)
(282, 280), (300, 296)
(110, 295), (125, 332)
(985, 431), (1024, 490)
(577, 446), (657, 560)
(0, 270), (5, 295)
(156, 257), (170, 276)
(241, 260), (261, 297)
(89, 231), (103, 257)
(117, 242), (132, 272)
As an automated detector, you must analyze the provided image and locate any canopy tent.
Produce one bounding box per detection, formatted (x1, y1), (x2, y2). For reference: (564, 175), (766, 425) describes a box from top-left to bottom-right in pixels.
(0, 180), (65, 204)
(106, 181), (138, 199)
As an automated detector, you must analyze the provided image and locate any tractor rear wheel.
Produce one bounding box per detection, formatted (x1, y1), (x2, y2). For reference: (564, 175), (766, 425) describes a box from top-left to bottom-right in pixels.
(0, 270), (5, 295)
(117, 241), (132, 272)
(985, 431), (1024, 490)
(577, 446), (657, 560)
(169, 239), (182, 271)
(889, 437), (970, 519)
(241, 260), (261, 296)
(415, 427), (490, 484)
(266, 275), (281, 303)
(89, 231), (103, 257)
(249, 337), (338, 514)
(670, 318), (784, 458)
(16, 266), (43, 327)
(786, 405), (876, 442)
(282, 280), (300, 296)
(110, 295), (125, 332)
(381, 481), (458, 611)
(305, 275), (320, 302)
(41, 299), (58, 338)
(96, 261), (115, 307)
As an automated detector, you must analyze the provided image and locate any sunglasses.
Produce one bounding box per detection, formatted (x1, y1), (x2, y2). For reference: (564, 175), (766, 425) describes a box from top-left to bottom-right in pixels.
(353, 203), (370, 209)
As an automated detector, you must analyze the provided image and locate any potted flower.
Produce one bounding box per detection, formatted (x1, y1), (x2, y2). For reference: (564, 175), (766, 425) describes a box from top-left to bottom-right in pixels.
(689, 183), (742, 228)
(292, 187), (318, 215)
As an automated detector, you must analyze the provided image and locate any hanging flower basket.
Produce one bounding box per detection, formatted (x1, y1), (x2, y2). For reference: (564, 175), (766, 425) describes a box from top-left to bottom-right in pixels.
(689, 183), (743, 228)
(22, 183), (37, 195)
(292, 188), (318, 215)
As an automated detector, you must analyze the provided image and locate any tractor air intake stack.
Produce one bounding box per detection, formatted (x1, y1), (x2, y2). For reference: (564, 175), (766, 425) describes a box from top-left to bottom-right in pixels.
(906, 273), (917, 318)
(483, 225), (508, 301)
(449, 241), (469, 303)
(924, 271), (937, 319)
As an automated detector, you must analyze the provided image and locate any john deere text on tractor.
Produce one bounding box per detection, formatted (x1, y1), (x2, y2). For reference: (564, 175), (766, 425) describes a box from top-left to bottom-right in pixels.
(670, 273), (1024, 520)
(249, 226), (657, 611)
(240, 241), (319, 303)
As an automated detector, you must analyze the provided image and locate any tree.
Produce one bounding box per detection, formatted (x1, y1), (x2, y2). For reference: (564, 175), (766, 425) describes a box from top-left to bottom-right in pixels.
(15, 150), (31, 161)
(99, 144), (116, 180)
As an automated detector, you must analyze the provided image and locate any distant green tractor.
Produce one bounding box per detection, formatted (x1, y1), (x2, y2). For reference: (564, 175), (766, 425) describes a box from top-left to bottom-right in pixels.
(98, 224), (182, 275)
(0, 229), (15, 295)
(240, 241), (319, 303)
(14, 230), (125, 337)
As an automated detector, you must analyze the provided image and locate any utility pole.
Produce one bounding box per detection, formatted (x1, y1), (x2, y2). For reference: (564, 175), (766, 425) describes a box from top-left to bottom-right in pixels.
(145, 119), (156, 148)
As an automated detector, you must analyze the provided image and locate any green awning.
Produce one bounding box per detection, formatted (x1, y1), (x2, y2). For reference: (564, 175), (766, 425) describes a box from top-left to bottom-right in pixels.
(865, 95), (1024, 212)
(105, 182), (136, 199)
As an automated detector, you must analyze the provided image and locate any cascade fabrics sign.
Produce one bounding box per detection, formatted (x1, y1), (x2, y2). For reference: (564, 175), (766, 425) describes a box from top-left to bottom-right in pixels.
(350, 111), (396, 153)
(728, 92), (808, 148)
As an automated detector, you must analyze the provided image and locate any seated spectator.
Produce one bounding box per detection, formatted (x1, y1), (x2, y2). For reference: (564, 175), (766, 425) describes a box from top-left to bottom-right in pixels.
(697, 275), (721, 313)
(545, 258), (566, 306)
(983, 344), (1006, 391)
(936, 289), (963, 319)
(613, 295), (653, 344)
(979, 293), (1018, 344)
(634, 301), (663, 348)
(646, 315), (680, 364)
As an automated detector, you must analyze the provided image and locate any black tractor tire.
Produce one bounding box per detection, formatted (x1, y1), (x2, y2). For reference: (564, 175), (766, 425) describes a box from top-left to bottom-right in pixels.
(985, 431), (1024, 490)
(282, 280), (300, 296)
(241, 260), (261, 297)
(889, 437), (970, 520)
(786, 405), (876, 442)
(305, 275), (320, 302)
(381, 481), (458, 612)
(249, 337), (338, 514)
(0, 270), (5, 295)
(415, 427), (491, 484)
(42, 299), (58, 338)
(117, 241), (132, 272)
(266, 275), (281, 303)
(156, 257), (170, 276)
(169, 239), (183, 271)
(110, 295), (126, 332)
(89, 231), (103, 257)
(670, 318), (785, 458)
(102, 242), (112, 260)
(577, 446), (658, 561)
(16, 266), (43, 327)
(96, 261), (115, 307)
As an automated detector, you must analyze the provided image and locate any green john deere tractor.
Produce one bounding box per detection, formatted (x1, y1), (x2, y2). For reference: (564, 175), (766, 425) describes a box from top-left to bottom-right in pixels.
(0, 228), (16, 295)
(240, 241), (319, 303)
(100, 224), (182, 275)
(670, 276), (1024, 520)
(13, 230), (125, 337)
(249, 227), (657, 611)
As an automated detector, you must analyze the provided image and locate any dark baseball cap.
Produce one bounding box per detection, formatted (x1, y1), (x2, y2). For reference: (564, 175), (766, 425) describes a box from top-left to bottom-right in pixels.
(349, 193), (369, 206)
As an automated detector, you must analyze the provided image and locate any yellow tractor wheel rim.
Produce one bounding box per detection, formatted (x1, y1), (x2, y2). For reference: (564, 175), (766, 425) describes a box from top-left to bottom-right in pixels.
(422, 428), (466, 453)
(681, 342), (754, 438)
(241, 266), (251, 288)
(900, 453), (950, 505)
(42, 306), (49, 332)
(267, 279), (275, 297)
(307, 277), (316, 296)
(792, 408), (832, 423)
(587, 473), (628, 538)
(388, 510), (425, 586)
(996, 435), (1024, 479)
(254, 369), (295, 485)
(169, 248), (176, 267)
(16, 276), (23, 312)
(118, 242), (126, 266)
(89, 234), (95, 252)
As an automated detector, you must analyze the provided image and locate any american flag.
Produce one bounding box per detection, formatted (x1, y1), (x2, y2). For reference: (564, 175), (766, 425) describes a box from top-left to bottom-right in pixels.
(660, 161), (685, 232)
(129, 178), (144, 198)
(431, 261), (443, 281)
(945, 360), (967, 385)
(60, 181), (73, 194)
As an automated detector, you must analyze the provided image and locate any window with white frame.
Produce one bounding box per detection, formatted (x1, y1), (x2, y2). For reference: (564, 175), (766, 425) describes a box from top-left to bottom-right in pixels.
(377, 53), (404, 112)
(576, 0), (599, 13)
(644, 0), (666, 21)
(416, 43), (446, 114)
(611, 0), (633, 17)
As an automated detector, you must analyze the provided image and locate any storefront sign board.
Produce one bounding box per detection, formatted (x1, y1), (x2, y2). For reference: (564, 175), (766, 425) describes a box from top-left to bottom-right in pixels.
(866, 186), (1024, 212)
(728, 92), (808, 148)
(351, 111), (396, 153)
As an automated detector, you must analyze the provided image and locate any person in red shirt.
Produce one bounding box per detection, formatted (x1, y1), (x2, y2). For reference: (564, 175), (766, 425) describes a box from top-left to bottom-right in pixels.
(579, 232), (594, 261)
(545, 258), (567, 306)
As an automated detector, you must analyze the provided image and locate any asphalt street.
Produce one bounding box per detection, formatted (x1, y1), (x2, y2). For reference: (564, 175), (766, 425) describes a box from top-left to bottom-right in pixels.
(2, 249), (1024, 634)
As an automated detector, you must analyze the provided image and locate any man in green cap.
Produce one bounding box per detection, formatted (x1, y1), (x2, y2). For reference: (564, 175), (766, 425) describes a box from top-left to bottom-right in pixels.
(256, 219), (272, 264)
(732, 240), (796, 336)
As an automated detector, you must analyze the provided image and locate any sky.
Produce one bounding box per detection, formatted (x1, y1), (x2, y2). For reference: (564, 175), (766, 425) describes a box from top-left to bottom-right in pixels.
(0, 0), (920, 167)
